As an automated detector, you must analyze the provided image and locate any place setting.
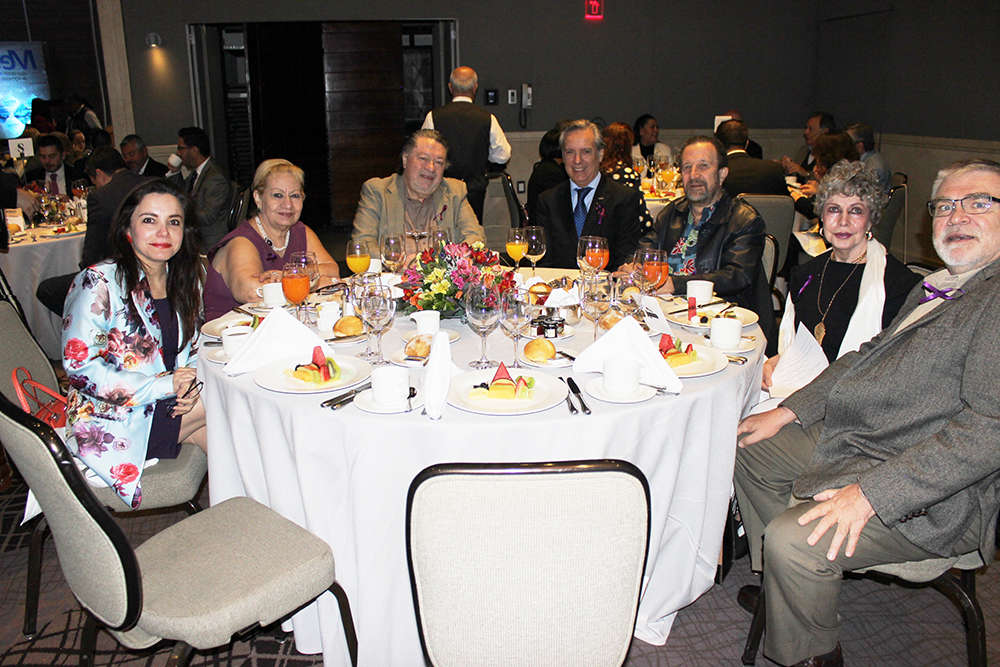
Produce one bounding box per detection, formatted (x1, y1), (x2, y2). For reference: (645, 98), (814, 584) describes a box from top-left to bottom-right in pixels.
(659, 279), (760, 329)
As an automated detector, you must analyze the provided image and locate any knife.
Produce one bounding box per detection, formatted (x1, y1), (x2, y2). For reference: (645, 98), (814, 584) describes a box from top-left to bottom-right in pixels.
(321, 382), (371, 409)
(565, 377), (591, 415)
(557, 377), (578, 415)
(557, 350), (576, 361)
(665, 299), (727, 315)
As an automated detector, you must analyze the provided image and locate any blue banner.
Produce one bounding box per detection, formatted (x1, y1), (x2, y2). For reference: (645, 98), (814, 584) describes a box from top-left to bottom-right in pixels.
(0, 42), (50, 139)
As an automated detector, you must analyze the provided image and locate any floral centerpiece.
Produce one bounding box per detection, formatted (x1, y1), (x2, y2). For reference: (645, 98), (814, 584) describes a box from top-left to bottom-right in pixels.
(400, 241), (516, 316)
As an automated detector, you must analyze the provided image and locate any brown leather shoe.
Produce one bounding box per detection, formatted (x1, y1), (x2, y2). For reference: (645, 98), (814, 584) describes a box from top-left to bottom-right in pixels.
(790, 643), (843, 667)
(737, 584), (760, 614)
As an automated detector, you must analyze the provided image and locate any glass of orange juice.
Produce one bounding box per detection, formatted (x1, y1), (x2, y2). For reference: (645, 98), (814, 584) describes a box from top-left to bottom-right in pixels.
(506, 228), (527, 271)
(346, 240), (371, 275)
(577, 235), (609, 275)
(634, 247), (669, 295)
(282, 262), (311, 321)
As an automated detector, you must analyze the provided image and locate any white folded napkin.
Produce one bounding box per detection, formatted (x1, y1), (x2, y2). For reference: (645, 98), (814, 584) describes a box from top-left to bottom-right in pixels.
(380, 272), (405, 298)
(422, 331), (454, 420)
(573, 316), (682, 392)
(224, 307), (330, 376)
(769, 322), (828, 399)
(545, 287), (579, 307)
(640, 294), (672, 334)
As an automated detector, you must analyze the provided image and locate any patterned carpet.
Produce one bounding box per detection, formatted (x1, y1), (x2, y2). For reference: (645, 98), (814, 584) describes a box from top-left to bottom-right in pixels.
(0, 473), (997, 666)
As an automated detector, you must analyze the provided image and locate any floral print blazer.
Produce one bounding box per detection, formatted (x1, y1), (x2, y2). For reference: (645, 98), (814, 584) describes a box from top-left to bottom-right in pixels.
(62, 261), (197, 507)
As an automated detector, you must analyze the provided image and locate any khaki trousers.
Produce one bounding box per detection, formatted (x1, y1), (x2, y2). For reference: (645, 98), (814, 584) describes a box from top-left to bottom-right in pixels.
(733, 421), (980, 665)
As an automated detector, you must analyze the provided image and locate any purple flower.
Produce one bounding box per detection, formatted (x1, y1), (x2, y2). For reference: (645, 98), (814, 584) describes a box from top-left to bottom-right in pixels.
(73, 422), (113, 458)
(595, 202), (606, 226)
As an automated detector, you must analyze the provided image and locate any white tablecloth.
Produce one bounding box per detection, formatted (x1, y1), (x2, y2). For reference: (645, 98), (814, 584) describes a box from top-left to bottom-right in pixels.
(0, 232), (84, 358)
(202, 297), (764, 666)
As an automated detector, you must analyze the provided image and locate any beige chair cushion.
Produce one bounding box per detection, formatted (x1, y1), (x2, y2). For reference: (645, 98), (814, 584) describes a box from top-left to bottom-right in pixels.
(91, 443), (206, 511)
(855, 551), (983, 583)
(113, 496), (335, 650)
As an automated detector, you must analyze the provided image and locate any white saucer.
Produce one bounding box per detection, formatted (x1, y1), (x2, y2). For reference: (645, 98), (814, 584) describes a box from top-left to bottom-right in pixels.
(583, 378), (657, 404)
(243, 301), (291, 314)
(202, 347), (229, 364)
(353, 388), (424, 414)
(701, 334), (757, 354)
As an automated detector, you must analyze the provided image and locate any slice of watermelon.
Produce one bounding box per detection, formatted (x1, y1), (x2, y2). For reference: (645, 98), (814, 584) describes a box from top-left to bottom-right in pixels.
(491, 362), (513, 385)
(658, 334), (672, 355)
(311, 345), (326, 367)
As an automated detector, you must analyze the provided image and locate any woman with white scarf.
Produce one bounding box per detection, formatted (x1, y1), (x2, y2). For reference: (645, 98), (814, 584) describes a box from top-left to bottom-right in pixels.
(761, 161), (919, 390)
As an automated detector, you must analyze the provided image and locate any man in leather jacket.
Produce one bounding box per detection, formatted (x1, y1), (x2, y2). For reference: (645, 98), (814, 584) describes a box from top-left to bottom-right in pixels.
(645, 135), (777, 352)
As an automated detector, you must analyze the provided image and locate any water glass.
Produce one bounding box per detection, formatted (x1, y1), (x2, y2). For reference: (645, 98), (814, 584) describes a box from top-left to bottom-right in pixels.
(500, 289), (532, 368)
(358, 285), (395, 366)
(465, 283), (500, 369)
(524, 226), (547, 276)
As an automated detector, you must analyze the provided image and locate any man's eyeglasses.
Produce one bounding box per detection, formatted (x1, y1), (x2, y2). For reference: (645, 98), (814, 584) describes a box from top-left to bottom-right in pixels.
(926, 193), (1000, 217)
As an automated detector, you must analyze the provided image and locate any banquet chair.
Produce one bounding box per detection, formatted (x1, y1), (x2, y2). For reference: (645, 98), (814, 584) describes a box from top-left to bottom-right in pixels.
(406, 460), (650, 666)
(0, 262), (27, 325)
(481, 172), (527, 253)
(873, 184), (906, 248)
(738, 194), (795, 273)
(0, 300), (209, 639)
(741, 551), (987, 666)
(0, 392), (358, 667)
(760, 233), (780, 318)
(226, 183), (251, 231)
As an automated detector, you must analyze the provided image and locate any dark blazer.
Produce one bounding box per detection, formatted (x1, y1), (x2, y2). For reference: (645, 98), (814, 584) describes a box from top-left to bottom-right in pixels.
(723, 151), (789, 198)
(23, 162), (84, 191)
(746, 138), (764, 160)
(534, 174), (642, 272)
(140, 157), (168, 177)
(786, 257), (1000, 560)
(170, 158), (233, 251)
(651, 192), (778, 353)
(82, 170), (151, 268)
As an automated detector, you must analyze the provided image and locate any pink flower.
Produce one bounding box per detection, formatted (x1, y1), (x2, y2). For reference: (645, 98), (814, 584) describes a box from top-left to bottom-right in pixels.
(110, 462), (140, 484)
(64, 338), (89, 363)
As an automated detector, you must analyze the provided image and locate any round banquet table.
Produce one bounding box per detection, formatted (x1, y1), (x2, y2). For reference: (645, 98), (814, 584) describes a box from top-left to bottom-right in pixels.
(202, 283), (765, 666)
(0, 230), (85, 358)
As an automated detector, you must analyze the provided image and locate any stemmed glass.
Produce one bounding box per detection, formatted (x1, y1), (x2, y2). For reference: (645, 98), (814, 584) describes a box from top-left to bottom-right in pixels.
(346, 240), (371, 276)
(524, 226), (547, 276)
(358, 285), (395, 366)
(281, 262), (311, 322)
(505, 227), (527, 270)
(634, 247), (669, 295)
(380, 235), (405, 274)
(405, 229), (430, 255)
(500, 289), (532, 368)
(615, 273), (643, 322)
(633, 155), (647, 180)
(577, 235), (609, 276)
(351, 272), (382, 361)
(429, 229), (449, 250)
(288, 250), (319, 289)
(465, 283), (500, 369)
(581, 271), (613, 341)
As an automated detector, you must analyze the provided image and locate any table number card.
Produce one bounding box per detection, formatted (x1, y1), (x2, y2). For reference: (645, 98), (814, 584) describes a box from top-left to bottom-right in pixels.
(8, 138), (33, 159)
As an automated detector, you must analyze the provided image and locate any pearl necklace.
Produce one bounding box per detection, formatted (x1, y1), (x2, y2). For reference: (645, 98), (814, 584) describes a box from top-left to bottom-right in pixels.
(254, 215), (289, 253)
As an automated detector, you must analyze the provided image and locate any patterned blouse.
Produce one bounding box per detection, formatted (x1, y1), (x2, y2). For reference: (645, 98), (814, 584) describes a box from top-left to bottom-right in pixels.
(604, 161), (655, 231)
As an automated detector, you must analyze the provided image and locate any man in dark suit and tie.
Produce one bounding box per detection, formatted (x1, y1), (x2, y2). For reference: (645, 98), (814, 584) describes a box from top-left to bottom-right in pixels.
(170, 126), (233, 251)
(716, 120), (789, 197)
(119, 134), (168, 177)
(23, 134), (84, 193)
(734, 160), (1000, 666)
(534, 119), (642, 271)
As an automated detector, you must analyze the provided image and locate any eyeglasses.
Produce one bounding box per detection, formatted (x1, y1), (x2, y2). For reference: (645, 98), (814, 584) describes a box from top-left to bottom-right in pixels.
(926, 193), (1000, 217)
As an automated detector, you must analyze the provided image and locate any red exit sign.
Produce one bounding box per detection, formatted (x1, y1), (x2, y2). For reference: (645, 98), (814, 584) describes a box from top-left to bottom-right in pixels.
(585, 0), (604, 20)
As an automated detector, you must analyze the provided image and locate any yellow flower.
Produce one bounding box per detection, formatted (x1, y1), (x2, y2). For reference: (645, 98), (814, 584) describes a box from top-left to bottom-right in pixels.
(431, 280), (450, 295)
(428, 267), (446, 283)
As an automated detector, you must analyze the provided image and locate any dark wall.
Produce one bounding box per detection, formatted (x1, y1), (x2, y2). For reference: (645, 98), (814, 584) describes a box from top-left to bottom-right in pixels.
(117, 0), (999, 145)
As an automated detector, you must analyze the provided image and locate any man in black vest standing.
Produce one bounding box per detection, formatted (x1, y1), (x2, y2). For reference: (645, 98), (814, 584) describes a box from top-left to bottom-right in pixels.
(422, 66), (511, 224)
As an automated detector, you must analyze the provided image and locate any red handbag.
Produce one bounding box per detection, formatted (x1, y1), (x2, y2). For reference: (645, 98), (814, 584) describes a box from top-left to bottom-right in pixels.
(11, 367), (67, 428)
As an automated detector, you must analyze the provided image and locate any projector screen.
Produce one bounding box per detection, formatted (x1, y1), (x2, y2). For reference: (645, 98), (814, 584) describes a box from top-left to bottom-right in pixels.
(0, 42), (51, 140)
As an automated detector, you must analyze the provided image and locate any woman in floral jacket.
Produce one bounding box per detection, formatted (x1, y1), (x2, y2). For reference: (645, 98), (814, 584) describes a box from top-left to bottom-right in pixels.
(62, 179), (205, 507)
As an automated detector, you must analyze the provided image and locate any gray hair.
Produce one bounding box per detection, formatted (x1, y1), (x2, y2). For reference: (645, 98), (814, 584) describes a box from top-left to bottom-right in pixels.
(815, 160), (888, 229)
(559, 120), (604, 153)
(402, 129), (448, 157)
(449, 67), (478, 95)
(931, 159), (1000, 198)
(120, 133), (145, 150)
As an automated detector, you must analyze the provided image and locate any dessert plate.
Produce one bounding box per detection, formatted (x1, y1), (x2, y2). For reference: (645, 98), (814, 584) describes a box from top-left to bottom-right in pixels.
(583, 378), (657, 404)
(447, 370), (568, 416)
(664, 305), (758, 329)
(252, 355), (371, 394)
(201, 312), (253, 339)
(670, 345), (728, 378)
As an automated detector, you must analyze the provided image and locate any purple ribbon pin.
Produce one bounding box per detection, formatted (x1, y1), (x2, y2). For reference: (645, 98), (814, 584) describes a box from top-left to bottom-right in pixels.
(918, 281), (965, 304)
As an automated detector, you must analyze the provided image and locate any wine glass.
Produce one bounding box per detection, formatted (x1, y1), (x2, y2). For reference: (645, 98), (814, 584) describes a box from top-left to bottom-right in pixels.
(358, 285), (396, 366)
(346, 239), (371, 275)
(506, 227), (527, 270)
(635, 247), (669, 295)
(577, 235), (609, 276)
(429, 229), (449, 250)
(405, 229), (430, 255)
(500, 289), (532, 368)
(281, 262), (311, 322)
(633, 155), (647, 180)
(380, 235), (405, 274)
(288, 250), (319, 289)
(464, 283), (500, 369)
(581, 271), (613, 341)
(524, 226), (547, 276)
(615, 273), (643, 321)
(351, 272), (383, 361)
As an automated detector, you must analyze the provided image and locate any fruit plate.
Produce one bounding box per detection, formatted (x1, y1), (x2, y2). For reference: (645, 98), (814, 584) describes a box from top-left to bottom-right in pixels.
(664, 304), (758, 329)
(252, 354), (371, 394)
(670, 344), (728, 378)
(447, 370), (568, 416)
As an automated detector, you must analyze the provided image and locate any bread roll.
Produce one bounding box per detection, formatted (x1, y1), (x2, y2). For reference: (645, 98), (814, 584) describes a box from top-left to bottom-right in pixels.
(404, 334), (432, 359)
(7, 222), (21, 235)
(528, 282), (552, 305)
(333, 315), (364, 336)
(523, 338), (556, 362)
(598, 309), (623, 330)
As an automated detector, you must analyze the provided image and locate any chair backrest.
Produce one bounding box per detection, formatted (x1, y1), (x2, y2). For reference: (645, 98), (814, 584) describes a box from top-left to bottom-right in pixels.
(226, 183), (251, 232)
(481, 172), (526, 252)
(406, 460), (650, 667)
(0, 300), (59, 406)
(0, 262), (27, 324)
(891, 171), (908, 187)
(761, 233), (778, 291)
(0, 392), (141, 629)
(873, 184), (906, 247)
(738, 194), (795, 271)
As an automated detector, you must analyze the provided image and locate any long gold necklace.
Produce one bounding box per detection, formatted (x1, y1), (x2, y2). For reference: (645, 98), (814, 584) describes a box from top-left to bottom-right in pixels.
(813, 249), (866, 344)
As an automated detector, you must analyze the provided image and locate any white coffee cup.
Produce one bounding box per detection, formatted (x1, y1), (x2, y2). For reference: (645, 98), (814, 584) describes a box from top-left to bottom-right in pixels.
(221, 325), (254, 358)
(603, 358), (639, 398)
(256, 282), (286, 307)
(371, 365), (409, 409)
(710, 316), (742, 350)
(316, 302), (342, 333)
(410, 310), (440, 335)
(686, 280), (714, 305)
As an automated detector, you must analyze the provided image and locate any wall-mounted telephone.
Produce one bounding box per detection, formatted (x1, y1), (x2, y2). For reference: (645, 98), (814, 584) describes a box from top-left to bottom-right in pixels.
(519, 82), (532, 128)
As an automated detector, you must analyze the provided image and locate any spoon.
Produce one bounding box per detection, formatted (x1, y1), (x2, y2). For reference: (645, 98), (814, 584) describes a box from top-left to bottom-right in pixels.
(407, 386), (416, 412)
